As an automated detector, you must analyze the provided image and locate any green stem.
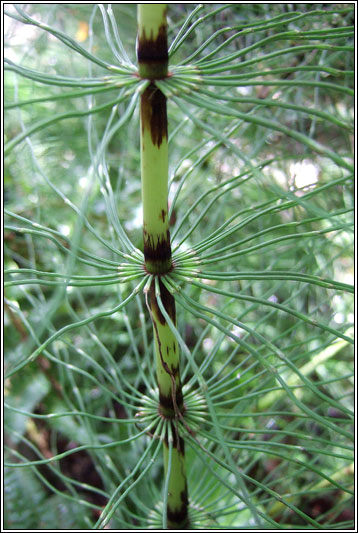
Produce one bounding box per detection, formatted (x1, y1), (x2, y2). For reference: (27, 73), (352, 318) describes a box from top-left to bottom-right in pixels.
(140, 82), (172, 274)
(138, 4), (171, 275)
(137, 5), (189, 529)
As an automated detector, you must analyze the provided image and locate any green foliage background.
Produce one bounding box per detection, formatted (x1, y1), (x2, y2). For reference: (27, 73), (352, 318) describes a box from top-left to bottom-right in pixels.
(4, 3), (354, 530)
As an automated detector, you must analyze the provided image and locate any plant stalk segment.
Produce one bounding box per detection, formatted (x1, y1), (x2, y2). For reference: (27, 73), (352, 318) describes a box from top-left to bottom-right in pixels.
(140, 84), (171, 275)
(163, 427), (188, 529)
(138, 4), (171, 275)
(137, 5), (189, 529)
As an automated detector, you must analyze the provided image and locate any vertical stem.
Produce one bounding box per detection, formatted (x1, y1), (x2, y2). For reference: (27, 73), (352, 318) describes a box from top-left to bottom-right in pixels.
(140, 83), (171, 275)
(137, 5), (189, 529)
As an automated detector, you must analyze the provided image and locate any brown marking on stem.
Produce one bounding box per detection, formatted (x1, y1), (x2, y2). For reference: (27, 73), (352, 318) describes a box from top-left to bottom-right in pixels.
(137, 24), (168, 63)
(143, 229), (172, 274)
(167, 488), (189, 529)
(169, 207), (177, 226)
(170, 364), (179, 378)
(160, 209), (167, 222)
(141, 84), (168, 148)
(146, 284), (183, 416)
(137, 19), (168, 79)
(149, 277), (176, 326)
(159, 388), (184, 419)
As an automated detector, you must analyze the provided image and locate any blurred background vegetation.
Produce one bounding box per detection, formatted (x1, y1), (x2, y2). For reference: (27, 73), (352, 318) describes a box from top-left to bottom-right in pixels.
(4, 3), (354, 529)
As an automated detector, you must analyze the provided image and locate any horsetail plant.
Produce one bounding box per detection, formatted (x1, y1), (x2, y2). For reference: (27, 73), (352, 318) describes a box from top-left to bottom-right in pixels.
(138, 5), (188, 528)
(4, 3), (354, 530)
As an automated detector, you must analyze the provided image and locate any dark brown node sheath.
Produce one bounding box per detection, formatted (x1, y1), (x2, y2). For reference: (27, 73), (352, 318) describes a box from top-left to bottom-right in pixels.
(143, 226), (172, 275)
(137, 8), (168, 80)
(167, 497), (189, 531)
